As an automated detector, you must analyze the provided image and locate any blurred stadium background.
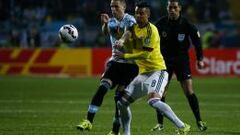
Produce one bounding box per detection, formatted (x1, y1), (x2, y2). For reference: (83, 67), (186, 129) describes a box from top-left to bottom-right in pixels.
(0, 0), (240, 135)
(0, 0), (240, 48)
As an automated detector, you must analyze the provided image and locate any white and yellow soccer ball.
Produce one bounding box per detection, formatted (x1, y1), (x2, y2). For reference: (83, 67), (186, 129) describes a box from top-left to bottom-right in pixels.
(59, 24), (78, 43)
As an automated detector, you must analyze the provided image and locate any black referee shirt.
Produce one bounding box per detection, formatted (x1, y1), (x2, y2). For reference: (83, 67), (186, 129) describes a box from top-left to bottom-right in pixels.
(155, 16), (203, 61)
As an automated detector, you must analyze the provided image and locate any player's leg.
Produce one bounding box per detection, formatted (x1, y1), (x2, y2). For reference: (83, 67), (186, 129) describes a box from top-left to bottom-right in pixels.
(151, 85), (167, 131)
(180, 79), (207, 131)
(109, 85), (124, 135)
(108, 63), (138, 135)
(176, 59), (207, 131)
(148, 95), (191, 135)
(117, 95), (133, 135)
(117, 75), (145, 135)
(147, 71), (188, 130)
(77, 61), (116, 131)
(76, 78), (112, 130)
(152, 66), (174, 131)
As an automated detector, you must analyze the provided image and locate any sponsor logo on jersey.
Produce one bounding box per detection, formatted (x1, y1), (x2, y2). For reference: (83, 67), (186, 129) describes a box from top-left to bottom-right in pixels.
(162, 31), (167, 38)
(144, 38), (150, 45)
(178, 33), (185, 41)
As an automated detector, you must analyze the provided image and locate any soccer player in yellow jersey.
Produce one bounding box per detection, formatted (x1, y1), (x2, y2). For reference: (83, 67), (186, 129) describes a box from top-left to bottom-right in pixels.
(114, 1), (190, 135)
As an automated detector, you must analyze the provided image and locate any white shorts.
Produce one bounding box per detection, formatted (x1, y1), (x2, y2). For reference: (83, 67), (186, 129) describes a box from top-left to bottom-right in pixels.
(125, 70), (168, 101)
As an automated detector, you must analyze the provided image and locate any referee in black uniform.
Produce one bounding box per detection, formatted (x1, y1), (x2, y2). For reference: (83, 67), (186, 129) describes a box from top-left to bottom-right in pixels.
(151, 0), (207, 132)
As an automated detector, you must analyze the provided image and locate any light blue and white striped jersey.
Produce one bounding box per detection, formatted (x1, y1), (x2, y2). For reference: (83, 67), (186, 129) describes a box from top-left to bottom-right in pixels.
(108, 13), (136, 63)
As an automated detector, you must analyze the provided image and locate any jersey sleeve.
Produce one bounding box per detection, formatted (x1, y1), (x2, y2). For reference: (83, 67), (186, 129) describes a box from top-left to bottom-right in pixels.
(126, 14), (136, 29)
(188, 23), (204, 61)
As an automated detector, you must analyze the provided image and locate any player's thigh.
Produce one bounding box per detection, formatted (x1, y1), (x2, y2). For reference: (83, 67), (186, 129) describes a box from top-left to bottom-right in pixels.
(119, 63), (139, 86)
(174, 60), (192, 81)
(143, 70), (168, 97)
(165, 60), (174, 81)
(101, 61), (118, 88)
(124, 74), (147, 101)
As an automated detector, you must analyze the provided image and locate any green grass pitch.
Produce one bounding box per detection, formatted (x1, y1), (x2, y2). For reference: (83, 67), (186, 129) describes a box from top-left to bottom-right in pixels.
(0, 76), (240, 135)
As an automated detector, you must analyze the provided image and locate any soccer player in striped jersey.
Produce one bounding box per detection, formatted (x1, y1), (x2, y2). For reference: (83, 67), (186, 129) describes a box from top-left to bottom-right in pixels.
(76, 0), (138, 135)
(114, 1), (190, 135)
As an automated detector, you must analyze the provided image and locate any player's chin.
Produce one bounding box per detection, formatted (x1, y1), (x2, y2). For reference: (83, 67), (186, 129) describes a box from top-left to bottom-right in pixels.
(169, 14), (176, 19)
(112, 12), (117, 17)
(136, 20), (144, 24)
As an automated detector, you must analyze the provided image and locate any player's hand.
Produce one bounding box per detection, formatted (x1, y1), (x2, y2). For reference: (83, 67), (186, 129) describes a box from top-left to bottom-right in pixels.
(197, 60), (205, 69)
(100, 13), (109, 24)
(114, 39), (124, 48)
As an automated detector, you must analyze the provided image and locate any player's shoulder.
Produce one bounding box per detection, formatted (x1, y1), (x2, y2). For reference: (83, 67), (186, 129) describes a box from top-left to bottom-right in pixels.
(149, 23), (159, 33)
(124, 13), (135, 19)
(149, 23), (157, 29)
(180, 16), (196, 27)
(180, 16), (191, 24)
(123, 13), (136, 22)
(180, 16), (198, 30)
(123, 13), (136, 27)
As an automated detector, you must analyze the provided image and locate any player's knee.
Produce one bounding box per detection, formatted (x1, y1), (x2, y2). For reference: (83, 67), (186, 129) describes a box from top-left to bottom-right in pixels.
(117, 97), (130, 109)
(148, 98), (161, 108)
(114, 91), (124, 102)
(100, 79), (112, 90)
(114, 94), (121, 103)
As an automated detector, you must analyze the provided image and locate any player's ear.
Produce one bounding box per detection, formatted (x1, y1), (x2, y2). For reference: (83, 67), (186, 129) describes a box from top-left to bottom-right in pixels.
(178, 3), (182, 12)
(120, 0), (126, 10)
(146, 8), (151, 17)
(123, 3), (126, 10)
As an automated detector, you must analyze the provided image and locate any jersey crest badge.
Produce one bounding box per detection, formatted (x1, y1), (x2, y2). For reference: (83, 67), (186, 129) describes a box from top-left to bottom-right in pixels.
(178, 34), (185, 41)
(162, 31), (167, 38)
(144, 38), (150, 45)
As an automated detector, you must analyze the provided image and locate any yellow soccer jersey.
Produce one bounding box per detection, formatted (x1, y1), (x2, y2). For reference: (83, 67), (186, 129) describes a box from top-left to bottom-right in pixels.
(124, 23), (166, 74)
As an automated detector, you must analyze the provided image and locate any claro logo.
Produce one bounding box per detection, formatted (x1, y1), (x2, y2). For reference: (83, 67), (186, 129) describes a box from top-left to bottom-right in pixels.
(198, 58), (240, 75)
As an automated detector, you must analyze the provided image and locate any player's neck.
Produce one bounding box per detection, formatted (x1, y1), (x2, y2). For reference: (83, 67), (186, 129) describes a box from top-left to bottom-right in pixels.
(169, 15), (180, 21)
(116, 13), (125, 21)
(138, 22), (149, 28)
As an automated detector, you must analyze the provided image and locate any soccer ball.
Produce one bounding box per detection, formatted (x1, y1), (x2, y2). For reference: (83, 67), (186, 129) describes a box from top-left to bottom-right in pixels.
(59, 24), (78, 43)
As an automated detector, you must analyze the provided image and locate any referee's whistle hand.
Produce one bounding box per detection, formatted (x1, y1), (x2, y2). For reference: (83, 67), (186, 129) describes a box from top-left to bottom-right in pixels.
(197, 60), (205, 69)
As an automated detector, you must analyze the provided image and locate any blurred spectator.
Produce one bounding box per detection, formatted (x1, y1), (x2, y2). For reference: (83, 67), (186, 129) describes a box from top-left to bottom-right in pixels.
(202, 29), (224, 49)
(9, 29), (21, 47)
(210, 30), (224, 48)
(95, 32), (110, 48)
(27, 26), (41, 48)
(202, 28), (214, 49)
(0, 0), (239, 48)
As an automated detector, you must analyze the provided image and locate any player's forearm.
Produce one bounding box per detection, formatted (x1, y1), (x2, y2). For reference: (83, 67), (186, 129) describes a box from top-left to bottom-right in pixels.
(119, 31), (132, 43)
(193, 39), (203, 61)
(102, 23), (109, 35)
(195, 46), (203, 61)
(191, 35), (203, 61)
(123, 51), (150, 60)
